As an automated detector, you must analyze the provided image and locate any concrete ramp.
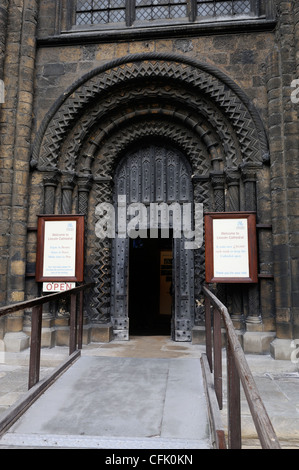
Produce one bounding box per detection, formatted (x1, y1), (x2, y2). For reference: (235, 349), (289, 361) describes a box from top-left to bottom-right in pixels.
(0, 356), (211, 449)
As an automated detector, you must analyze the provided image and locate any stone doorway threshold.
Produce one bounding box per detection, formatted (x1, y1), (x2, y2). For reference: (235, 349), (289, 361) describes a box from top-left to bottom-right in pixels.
(82, 335), (204, 359)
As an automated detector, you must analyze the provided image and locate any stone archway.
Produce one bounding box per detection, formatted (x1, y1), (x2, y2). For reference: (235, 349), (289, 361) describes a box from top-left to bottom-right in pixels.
(31, 53), (269, 170)
(28, 52), (270, 343)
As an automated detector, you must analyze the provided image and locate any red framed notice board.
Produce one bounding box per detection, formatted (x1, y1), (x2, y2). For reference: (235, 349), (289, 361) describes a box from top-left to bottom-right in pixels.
(205, 212), (258, 284)
(35, 215), (84, 282)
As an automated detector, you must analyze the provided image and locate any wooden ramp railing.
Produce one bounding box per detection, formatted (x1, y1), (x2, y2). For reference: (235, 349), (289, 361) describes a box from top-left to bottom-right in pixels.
(0, 283), (94, 437)
(202, 284), (281, 449)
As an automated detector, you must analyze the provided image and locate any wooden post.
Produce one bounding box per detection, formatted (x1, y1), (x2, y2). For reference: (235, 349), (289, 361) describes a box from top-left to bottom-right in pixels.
(69, 293), (77, 355)
(227, 338), (241, 448)
(29, 304), (43, 389)
(213, 308), (222, 409)
(205, 296), (212, 372)
(78, 290), (84, 350)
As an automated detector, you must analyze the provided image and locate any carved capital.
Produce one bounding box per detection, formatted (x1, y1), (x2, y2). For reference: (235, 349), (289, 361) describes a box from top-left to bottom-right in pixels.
(60, 173), (76, 190)
(43, 171), (59, 188)
(43, 172), (59, 214)
(225, 167), (241, 186)
(210, 171), (225, 189)
(240, 163), (262, 183)
(77, 175), (93, 193)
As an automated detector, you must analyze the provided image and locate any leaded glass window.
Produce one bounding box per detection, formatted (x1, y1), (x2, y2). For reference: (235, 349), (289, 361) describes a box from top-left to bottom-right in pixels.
(197, 1), (251, 18)
(135, 1), (187, 22)
(75, 1), (258, 27)
(76, 0), (126, 26)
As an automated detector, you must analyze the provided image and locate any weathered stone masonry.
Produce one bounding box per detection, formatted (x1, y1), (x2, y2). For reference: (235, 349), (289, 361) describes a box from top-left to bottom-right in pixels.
(0, 0), (39, 350)
(0, 0), (298, 358)
(265, 1), (299, 354)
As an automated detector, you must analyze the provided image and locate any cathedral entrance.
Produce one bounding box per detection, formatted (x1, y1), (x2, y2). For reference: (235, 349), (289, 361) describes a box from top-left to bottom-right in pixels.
(129, 233), (172, 335)
(27, 51), (275, 351)
(111, 143), (195, 341)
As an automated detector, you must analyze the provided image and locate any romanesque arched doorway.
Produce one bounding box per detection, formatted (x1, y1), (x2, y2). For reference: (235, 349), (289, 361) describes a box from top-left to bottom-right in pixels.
(110, 143), (194, 340)
(27, 52), (271, 346)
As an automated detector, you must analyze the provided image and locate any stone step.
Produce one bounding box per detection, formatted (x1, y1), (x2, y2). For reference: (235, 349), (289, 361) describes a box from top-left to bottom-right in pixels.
(0, 432), (209, 449)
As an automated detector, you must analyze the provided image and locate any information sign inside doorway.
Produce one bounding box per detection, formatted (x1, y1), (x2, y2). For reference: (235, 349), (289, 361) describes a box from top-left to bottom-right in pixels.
(35, 215), (84, 282)
(205, 212), (258, 283)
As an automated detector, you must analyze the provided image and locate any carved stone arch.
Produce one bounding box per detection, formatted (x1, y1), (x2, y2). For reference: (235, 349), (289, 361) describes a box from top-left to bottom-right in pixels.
(31, 52), (269, 173)
(92, 119), (211, 178)
(64, 83), (242, 175)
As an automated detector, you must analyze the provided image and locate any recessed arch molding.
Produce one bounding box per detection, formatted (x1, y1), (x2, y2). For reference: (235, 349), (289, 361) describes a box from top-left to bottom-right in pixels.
(31, 52), (269, 171)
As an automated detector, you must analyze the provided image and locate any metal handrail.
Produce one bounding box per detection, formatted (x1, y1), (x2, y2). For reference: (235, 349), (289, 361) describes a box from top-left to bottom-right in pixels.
(0, 282), (95, 389)
(202, 284), (281, 449)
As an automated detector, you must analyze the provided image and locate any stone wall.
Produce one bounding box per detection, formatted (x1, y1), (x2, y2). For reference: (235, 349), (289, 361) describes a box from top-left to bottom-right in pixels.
(0, 1), (39, 352)
(265, 1), (299, 349)
(32, 33), (274, 136)
(0, 0), (298, 357)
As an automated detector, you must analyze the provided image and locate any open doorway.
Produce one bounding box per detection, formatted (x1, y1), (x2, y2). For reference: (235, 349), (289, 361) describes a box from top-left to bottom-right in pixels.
(111, 143), (194, 341)
(129, 232), (172, 335)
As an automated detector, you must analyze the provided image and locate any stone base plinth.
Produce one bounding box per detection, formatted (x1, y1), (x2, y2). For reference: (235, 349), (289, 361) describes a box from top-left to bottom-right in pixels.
(192, 326), (244, 348)
(243, 331), (276, 355)
(270, 338), (297, 361)
(4, 332), (30, 352)
(90, 324), (113, 343)
(192, 326), (206, 345)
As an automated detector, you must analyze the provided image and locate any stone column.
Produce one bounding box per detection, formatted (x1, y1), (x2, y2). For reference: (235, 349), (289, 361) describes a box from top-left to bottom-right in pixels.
(0, 0), (8, 82)
(293, 0), (299, 344)
(91, 178), (113, 342)
(50, 174), (76, 343)
(210, 171), (226, 305)
(76, 175), (92, 345)
(77, 175), (92, 217)
(40, 172), (59, 346)
(3, 0), (39, 352)
(0, 1), (9, 344)
(43, 172), (58, 214)
(211, 171), (225, 213)
(61, 174), (76, 214)
(241, 163), (262, 331)
(192, 174), (210, 344)
(266, 3), (299, 358)
(225, 168), (244, 330)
